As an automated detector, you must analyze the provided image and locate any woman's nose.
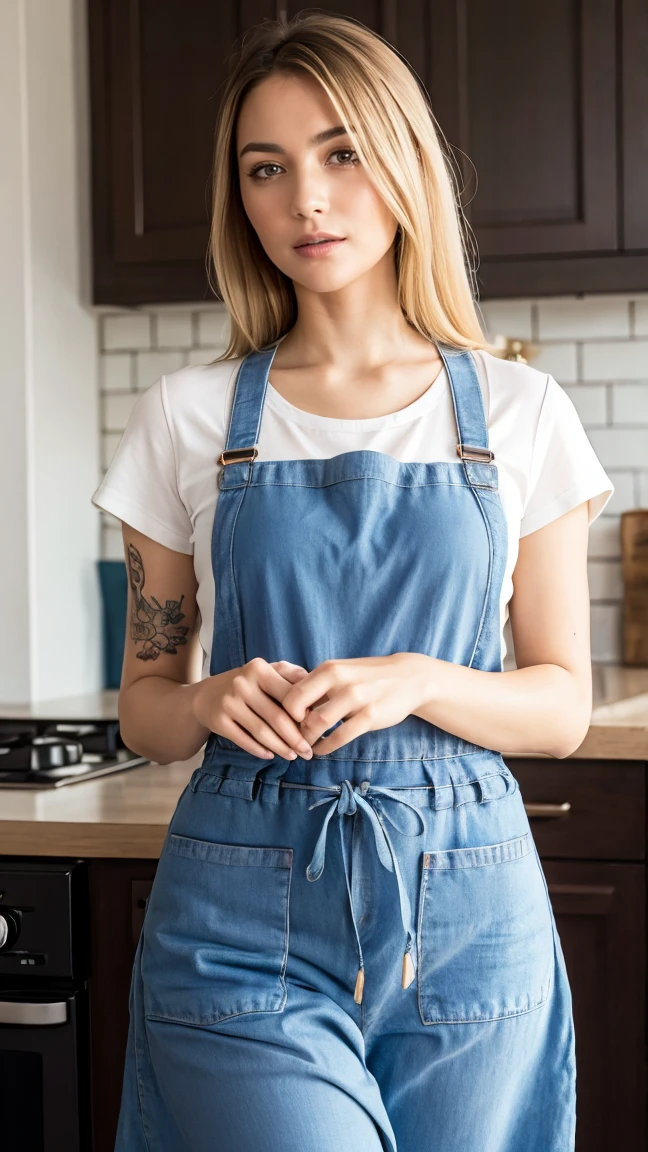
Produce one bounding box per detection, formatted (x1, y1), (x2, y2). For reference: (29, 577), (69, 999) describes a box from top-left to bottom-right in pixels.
(290, 166), (330, 218)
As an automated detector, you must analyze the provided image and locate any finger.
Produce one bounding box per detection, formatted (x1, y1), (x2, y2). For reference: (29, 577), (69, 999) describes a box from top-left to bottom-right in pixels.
(311, 710), (372, 756)
(219, 718), (276, 760)
(281, 666), (338, 722)
(246, 685), (313, 757)
(230, 696), (311, 760)
(298, 684), (363, 744)
(262, 662), (311, 704)
(268, 661), (311, 689)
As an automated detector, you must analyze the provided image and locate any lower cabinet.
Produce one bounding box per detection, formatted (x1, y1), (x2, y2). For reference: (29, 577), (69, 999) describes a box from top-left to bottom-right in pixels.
(509, 758), (646, 1152)
(88, 859), (157, 1152)
(88, 759), (646, 1152)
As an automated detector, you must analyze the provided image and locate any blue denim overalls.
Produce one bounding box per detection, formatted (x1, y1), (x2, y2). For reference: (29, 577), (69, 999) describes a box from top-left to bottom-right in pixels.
(115, 341), (577, 1152)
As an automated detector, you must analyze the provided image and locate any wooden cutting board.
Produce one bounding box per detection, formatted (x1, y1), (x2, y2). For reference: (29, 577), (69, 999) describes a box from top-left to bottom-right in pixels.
(621, 510), (648, 665)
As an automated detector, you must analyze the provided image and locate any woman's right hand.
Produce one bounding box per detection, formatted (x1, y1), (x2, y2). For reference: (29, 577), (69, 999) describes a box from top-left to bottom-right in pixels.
(190, 658), (314, 760)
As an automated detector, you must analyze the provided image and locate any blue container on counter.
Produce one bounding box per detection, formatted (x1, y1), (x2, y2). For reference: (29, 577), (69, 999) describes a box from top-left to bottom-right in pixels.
(98, 560), (127, 689)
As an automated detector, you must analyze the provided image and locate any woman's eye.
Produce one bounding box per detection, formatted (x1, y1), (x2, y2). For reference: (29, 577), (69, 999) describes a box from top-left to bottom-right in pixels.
(328, 149), (359, 166)
(248, 163), (283, 181)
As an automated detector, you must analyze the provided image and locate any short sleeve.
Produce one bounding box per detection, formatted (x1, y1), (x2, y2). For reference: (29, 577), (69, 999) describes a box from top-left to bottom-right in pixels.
(91, 377), (194, 554)
(520, 374), (614, 538)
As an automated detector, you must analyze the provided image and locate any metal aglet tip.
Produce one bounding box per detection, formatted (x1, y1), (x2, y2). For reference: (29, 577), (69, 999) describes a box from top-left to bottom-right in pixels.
(354, 967), (365, 1004)
(401, 950), (415, 989)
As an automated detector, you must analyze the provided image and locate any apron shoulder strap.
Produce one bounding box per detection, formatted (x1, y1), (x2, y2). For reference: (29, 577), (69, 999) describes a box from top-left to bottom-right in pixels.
(437, 344), (495, 465)
(218, 343), (280, 466)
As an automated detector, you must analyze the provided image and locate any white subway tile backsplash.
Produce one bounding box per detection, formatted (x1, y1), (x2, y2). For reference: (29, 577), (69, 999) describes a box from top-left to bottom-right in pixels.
(101, 353), (133, 393)
(588, 515), (621, 559)
(186, 346), (227, 367)
(582, 340), (648, 381)
(590, 603), (623, 663)
(102, 392), (140, 432)
(587, 427), (648, 469)
(102, 313), (151, 351)
(103, 525), (126, 561)
(478, 299), (533, 341)
(604, 471), (637, 515)
(638, 473), (648, 507)
(527, 342), (578, 383)
(562, 384), (607, 426)
(588, 559), (624, 601)
(101, 432), (123, 471)
(634, 300), (648, 336)
(196, 309), (230, 347)
(612, 382), (648, 424)
(136, 350), (185, 392)
(156, 311), (193, 348)
(537, 295), (630, 340)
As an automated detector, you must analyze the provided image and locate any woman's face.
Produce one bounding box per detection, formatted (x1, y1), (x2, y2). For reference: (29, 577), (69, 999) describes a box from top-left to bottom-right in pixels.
(236, 70), (398, 293)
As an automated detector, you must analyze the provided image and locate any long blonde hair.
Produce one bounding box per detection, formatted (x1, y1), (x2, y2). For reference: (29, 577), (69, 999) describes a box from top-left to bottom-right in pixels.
(209, 11), (496, 360)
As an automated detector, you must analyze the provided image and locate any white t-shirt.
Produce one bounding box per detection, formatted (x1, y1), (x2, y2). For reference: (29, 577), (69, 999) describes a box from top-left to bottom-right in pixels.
(92, 348), (614, 678)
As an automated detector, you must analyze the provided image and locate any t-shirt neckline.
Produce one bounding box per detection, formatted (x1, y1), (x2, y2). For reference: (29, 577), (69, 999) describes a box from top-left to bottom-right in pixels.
(264, 364), (448, 432)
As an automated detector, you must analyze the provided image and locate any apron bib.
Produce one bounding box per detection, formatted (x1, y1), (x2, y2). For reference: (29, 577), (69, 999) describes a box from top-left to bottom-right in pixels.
(206, 339), (507, 762)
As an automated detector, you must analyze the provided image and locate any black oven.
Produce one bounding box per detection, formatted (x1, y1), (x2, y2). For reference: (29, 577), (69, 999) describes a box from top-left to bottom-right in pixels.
(0, 859), (91, 1152)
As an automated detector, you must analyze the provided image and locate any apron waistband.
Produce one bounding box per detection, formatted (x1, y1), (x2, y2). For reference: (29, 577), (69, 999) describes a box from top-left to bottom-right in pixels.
(190, 754), (517, 1005)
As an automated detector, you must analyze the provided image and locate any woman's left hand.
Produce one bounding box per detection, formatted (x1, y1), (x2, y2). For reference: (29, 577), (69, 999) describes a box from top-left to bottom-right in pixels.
(279, 653), (435, 756)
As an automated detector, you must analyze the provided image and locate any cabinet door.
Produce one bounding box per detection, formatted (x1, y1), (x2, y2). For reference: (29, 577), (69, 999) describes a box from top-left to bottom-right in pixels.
(89, 0), (275, 303)
(88, 859), (158, 1152)
(544, 860), (646, 1152)
(420, 0), (618, 261)
(621, 0), (648, 250)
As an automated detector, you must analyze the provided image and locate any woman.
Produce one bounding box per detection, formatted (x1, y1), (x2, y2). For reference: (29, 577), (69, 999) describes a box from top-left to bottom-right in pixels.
(93, 12), (613, 1152)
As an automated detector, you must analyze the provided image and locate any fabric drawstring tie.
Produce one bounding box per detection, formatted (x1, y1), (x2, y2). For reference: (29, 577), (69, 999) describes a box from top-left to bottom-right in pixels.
(305, 779), (425, 1004)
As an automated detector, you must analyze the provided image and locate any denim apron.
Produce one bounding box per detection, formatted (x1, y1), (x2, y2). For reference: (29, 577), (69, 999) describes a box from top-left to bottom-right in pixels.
(115, 342), (577, 1152)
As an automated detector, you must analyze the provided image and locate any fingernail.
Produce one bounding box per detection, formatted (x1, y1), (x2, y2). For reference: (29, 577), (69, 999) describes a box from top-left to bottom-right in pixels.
(299, 744), (312, 756)
(287, 750), (297, 760)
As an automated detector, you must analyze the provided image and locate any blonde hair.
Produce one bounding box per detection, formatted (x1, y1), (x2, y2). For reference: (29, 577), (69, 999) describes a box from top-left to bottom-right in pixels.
(208, 11), (497, 360)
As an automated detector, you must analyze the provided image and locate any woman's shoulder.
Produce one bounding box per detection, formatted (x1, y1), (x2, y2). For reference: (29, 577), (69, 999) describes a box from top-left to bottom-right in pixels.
(472, 347), (550, 397)
(161, 355), (245, 415)
(470, 347), (555, 434)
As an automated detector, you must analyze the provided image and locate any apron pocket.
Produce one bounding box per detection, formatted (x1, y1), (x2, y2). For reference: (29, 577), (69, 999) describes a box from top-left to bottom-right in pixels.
(416, 830), (554, 1025)
(142, 833), (293, 1027)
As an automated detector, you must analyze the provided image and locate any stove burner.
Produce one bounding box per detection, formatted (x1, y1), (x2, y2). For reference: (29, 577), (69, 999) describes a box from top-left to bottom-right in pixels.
(0, 718), (148, 788)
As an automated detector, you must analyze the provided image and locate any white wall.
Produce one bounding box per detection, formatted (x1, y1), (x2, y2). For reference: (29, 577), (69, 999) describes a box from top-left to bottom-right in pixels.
(0, 0), (101, 702)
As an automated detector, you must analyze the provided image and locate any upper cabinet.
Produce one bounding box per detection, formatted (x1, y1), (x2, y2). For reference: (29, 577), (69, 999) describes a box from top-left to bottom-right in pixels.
(88, 0), (648, 304)
(89, 0), (277, 303)
(419, 0), (648, 297)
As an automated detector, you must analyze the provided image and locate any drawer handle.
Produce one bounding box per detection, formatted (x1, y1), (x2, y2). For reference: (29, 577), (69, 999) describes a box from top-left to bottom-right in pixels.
(524, 801), (572, 819)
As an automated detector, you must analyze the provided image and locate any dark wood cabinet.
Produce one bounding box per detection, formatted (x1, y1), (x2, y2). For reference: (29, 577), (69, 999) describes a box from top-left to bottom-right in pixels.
(425, 1), (617, 273)
(88, 1), (648, 304)
(88, 0), (276, 304)
(87, 859), (157, 1152)
(507, 757), (647, 1152)
(430, 0), (648, 297)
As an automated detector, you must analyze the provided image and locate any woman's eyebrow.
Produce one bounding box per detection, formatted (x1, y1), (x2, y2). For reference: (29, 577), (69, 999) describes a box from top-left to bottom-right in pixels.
(238, 125), (349, 158)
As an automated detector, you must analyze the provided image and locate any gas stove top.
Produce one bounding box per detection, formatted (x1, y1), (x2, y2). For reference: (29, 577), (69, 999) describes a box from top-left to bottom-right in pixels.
(0, 718), (148, 788)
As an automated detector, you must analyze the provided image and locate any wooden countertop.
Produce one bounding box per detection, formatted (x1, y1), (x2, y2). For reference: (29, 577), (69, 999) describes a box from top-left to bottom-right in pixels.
(1, 663), (647, 859)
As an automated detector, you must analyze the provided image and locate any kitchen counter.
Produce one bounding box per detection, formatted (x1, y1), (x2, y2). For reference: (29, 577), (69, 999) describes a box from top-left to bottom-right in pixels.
(1, 663), (647, 858)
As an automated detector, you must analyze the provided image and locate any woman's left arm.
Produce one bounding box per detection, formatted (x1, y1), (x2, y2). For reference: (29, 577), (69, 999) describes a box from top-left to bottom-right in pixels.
(410, 499), (593, 758)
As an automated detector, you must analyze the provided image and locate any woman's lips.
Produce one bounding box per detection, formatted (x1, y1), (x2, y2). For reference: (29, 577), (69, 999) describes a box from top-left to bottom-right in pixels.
(293, 238), (346, 258)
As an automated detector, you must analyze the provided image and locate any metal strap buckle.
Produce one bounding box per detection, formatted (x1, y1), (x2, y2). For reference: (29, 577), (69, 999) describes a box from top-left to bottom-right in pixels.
(456, 443), (495, 463)
(217, 446), (259, 466)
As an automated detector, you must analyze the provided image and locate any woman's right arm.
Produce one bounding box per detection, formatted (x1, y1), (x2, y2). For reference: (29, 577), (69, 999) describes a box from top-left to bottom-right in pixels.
(118, 524), (314, 765)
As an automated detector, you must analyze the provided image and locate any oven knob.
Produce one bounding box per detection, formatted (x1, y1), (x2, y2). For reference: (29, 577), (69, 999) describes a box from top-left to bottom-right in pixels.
(0, 910), (19, 951)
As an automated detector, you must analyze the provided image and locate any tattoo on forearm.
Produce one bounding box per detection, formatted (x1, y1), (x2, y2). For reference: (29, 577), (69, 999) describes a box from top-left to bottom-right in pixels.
(127, 544), (191, 662)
